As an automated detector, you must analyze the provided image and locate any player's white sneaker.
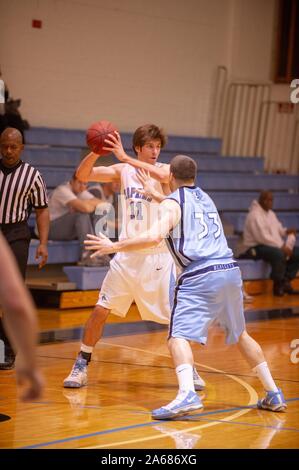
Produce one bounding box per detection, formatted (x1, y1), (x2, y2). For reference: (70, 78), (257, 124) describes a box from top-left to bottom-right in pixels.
(152, 390), (203, 420)
(193, 367), (206, 391)
(63, 357), (88, 388)
(257, 389), (287, 412)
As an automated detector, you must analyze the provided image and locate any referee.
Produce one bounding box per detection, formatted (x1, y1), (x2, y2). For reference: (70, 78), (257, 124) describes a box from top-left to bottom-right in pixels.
(0, 127), (49, 369)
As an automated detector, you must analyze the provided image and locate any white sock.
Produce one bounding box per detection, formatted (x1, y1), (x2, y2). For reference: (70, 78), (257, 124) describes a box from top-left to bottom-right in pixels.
(176, 363), (195, 393)
(80, 344), (93, 354)
(252, 361), (278, 393)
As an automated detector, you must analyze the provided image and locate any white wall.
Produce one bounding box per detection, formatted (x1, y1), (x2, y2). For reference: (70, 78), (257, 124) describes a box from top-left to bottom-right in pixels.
(229, 0), (276, 82)
(0, 0), (277, 135)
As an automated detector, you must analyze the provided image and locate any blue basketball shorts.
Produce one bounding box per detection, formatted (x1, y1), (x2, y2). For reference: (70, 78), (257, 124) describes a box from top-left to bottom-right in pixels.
(168, 262), (245, 345)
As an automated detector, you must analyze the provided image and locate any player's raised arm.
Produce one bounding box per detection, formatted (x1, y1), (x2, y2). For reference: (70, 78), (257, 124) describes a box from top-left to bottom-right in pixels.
(76, 151), (123, 183)
(104, 132), (170, 184)
(76, 151), (100, 182)
(77, 153), (122, 183)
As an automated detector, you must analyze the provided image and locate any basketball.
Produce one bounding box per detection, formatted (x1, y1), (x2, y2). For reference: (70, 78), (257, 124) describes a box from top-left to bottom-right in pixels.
(86, 120), (118, 155)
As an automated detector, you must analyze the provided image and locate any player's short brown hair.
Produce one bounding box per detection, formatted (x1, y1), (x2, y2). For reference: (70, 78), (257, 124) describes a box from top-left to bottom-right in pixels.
(132, 124), (167, 155)
(170, 155), (197, 181)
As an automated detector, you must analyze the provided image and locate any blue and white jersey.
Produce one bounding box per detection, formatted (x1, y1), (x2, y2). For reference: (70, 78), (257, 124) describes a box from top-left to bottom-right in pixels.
(166, 186), (233, 269)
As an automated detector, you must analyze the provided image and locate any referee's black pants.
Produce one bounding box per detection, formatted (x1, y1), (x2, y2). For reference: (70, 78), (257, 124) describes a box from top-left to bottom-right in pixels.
(0, 222), (31, 365)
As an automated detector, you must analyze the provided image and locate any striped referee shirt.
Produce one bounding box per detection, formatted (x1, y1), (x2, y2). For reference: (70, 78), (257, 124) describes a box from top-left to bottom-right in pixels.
(0, 159), (48, 224)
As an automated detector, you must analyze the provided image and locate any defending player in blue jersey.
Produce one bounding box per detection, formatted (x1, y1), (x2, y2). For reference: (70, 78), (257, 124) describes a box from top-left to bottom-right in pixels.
(84, 154), (287, 420)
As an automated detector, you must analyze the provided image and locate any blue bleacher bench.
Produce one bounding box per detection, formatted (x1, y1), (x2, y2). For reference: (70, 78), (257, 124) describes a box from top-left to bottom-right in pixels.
(24, 166), (299, 194)
(23, 147), (264, 175)
(25, 127), (222, 155)
(212, 192), (299, 211)
(222, 212), (299, 234)
(197, 173), (299, 192)
(160, 152), (264, 173)
(237, 259), (271, 281)
(23, 147), (82, 168)
(63, 265), (109, 290)
(28, 239), (80, 265)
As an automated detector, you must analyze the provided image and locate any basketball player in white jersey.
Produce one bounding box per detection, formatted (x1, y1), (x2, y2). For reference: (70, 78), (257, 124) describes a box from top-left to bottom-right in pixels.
(85, 155), (287, 419)
(64, 124), (205, 390)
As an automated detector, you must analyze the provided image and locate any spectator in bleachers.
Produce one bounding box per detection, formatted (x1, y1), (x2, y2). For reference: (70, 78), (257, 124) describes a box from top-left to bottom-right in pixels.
(0, 127), (49, 369)
(48, 173), (110, 266)
(0, 68), (30, 141)
(242, 190), (299, 296)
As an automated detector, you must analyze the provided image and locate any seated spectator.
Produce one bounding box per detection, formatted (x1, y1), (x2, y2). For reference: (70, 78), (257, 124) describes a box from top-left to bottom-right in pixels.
(242, 190), (299, 296)
(88, 181), (119, 202)
(47, 173), (110, 266)
(0, 68), (29, 140)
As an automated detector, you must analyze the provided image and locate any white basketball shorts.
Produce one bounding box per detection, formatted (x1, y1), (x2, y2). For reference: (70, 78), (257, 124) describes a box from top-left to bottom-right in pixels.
(96, 251), (176, 324)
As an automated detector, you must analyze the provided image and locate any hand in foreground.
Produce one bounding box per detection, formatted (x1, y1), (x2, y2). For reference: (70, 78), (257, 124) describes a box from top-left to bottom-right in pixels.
(16, 365), (44, 401)
(103, 131), (126, 162)
(84, 233), (116, 257)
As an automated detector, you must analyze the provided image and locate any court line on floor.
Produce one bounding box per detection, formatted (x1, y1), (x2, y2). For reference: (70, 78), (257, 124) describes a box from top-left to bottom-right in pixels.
(82, 342), (258, 449)
(37, 348), (299, 384)
(21, 342), (295, 449)
(19, 406), (257, 449)
(20, 342), (258, 449)
(192, 415), (299, 432)
(20, 397), (299, 449)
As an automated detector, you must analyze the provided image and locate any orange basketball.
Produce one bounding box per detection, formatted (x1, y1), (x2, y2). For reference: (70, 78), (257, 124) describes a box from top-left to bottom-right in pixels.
(86, 120), (118, 155)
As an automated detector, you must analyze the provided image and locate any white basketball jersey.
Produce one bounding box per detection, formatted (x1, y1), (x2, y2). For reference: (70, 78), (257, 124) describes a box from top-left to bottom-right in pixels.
(119, 163), (168, 254)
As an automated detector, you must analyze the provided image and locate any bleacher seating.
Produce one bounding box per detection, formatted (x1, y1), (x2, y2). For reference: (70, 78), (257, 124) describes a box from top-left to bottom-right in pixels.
(222, 212), (299, 234)
(25, 126), (222, 154)
(63, 265), (108, 290)
(25, 127), (298, 289)
(160, 152), (265, 173)
(22, 147), (82, 168)
(209, 192), (299, 212)
(238, 260), (271, 280)
(197, 173), (299, 192)
(28, 239), (80, 265)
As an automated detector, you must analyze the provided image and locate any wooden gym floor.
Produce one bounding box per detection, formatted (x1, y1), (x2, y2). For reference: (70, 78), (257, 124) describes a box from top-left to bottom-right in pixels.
(0, 292), (299, 450)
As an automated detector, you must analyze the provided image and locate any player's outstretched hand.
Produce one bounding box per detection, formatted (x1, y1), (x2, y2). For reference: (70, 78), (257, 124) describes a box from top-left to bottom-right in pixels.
(84, 233), (116, 256)
(136, 169), (154, 196)
(103, 131), (126, 162)
(136, 169), (165, 203)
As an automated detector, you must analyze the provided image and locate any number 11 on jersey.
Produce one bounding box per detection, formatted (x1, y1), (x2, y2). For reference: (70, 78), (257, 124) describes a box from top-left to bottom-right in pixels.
(129, 201), (143, 220)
